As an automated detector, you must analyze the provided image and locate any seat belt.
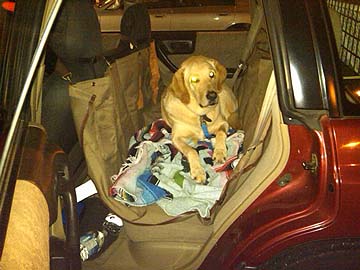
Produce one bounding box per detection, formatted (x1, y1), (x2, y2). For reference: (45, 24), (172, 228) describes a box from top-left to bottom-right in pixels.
(228, 2), (264, 90)
(230, 70), (276, 181)
(30, 59), (45, 123)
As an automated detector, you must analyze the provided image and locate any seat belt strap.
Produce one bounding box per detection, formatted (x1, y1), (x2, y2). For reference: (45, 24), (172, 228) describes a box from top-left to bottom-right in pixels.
(229, 3), (264, 89)
(230, 71), (276, 180)
(30, 58), (45, 123)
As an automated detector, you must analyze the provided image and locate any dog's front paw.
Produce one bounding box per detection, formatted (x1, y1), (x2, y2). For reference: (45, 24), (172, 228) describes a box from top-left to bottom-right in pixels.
(190, 164), (206, 184)
(213, 148), (227, 164)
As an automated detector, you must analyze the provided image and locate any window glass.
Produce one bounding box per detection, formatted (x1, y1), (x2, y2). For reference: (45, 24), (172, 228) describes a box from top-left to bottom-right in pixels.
(327, 0), (360, 116)
(142, 0), (235, 9)
(141, 0), (175, 8)
(174, 0), (235, 7)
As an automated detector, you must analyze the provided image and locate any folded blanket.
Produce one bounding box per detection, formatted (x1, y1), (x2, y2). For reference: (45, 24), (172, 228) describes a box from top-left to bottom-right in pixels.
(110, 119), (244, 218)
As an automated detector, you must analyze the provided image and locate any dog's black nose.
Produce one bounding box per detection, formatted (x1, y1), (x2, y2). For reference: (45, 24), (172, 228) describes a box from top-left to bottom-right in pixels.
(206, 91), (218, 101)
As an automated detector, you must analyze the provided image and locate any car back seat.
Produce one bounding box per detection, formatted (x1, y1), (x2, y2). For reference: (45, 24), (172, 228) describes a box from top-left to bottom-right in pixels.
(82, 2), (280, 269)
(79, 0), (272, 224)
(121, 17), (273, 229)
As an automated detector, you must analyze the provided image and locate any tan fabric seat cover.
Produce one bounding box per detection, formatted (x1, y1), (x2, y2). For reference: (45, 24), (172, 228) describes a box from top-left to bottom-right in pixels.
(69, 47), (179, 224)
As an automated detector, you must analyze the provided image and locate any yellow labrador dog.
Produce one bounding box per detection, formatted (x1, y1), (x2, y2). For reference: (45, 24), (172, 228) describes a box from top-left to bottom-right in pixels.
(161, 56), (238, 183)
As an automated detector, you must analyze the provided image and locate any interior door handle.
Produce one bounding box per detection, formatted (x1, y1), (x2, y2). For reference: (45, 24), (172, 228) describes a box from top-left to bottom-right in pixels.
(154, 14), (165, 18)
(162, 40), (194, 54)
(218, 13), (229, 16)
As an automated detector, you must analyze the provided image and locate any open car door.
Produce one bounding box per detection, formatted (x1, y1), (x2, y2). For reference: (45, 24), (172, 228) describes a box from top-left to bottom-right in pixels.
(0, 0), (81, 269)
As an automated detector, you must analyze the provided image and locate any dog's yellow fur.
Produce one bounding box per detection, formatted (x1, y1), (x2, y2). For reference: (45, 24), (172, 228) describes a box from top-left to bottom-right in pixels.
(161, 56), (238, 183)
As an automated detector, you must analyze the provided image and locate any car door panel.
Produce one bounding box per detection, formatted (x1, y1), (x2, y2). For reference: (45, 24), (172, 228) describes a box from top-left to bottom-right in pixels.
(97, 8), (171, 32)
(154, 31), (196, 55)
(150, 13), (171, 31)
(162, 39), (194, 54)
(170, 12), (236, 31)
(154, 30), (248, 83)
(171, 31), (247, 69)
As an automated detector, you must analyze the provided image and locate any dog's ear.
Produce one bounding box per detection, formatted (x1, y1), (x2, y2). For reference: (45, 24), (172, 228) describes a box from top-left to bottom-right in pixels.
(214, 60), (227, 89)
(170, 68), (190, 104)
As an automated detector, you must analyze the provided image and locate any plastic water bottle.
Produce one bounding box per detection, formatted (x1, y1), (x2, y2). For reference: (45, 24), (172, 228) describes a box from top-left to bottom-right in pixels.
(79, 230), (106, 261)
(79, 213), (123, 261)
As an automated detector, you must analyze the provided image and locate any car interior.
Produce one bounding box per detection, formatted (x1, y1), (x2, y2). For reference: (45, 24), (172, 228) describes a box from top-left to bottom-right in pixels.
(0, 0), (357, 269)
(63, 1), (288, 269)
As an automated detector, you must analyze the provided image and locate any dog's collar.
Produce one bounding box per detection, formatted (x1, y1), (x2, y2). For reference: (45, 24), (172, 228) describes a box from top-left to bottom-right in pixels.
(200, 115), (214, 139)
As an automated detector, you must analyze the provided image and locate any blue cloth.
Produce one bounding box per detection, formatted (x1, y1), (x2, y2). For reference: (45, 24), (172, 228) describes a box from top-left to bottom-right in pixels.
(137, 170), (172, 205)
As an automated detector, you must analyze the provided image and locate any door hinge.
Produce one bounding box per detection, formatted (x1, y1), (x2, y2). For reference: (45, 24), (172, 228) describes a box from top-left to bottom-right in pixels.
(302, 153), (318, 174)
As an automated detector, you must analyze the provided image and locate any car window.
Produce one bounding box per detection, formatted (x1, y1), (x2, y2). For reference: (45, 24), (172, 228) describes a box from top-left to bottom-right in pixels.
(327, 0), (360, 116)
(142, 0), (235, 9)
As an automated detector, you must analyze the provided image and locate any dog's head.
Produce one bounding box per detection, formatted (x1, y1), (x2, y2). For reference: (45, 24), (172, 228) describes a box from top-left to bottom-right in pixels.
(169, 56), (227, 108)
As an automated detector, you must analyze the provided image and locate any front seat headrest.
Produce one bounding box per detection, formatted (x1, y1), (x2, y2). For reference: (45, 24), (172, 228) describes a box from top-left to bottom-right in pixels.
(120, 3), (151, 47)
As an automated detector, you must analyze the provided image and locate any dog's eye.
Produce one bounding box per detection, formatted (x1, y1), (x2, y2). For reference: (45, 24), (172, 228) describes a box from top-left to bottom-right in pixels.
(209, 71), (215, 79)
(190, 76), (200, 83)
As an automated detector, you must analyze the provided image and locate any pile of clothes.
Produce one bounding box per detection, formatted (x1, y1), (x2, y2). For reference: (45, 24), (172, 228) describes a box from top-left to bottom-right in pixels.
(110, 119), (244, 218)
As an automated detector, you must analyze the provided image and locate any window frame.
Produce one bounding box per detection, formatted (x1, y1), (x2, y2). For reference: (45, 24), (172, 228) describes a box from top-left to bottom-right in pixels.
(263, 0), (342, 130)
